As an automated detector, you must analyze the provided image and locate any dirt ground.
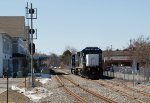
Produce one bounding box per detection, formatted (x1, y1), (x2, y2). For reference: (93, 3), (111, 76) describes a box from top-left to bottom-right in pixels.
(0, 89), (33, 103)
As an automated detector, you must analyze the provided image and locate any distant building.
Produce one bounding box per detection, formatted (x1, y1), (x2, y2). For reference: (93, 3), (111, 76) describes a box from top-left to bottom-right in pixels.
(103, 50), (132, 67)
(0, 33), (12, 77)
(33, 56), (50, 73)
(0, 16), (29, 77)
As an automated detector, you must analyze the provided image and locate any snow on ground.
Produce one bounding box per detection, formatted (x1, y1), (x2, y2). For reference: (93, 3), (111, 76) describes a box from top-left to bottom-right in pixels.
(25, 87), (52, 102)
(11, 74), (52, 102)
(11, 86), (52, 102)
(35, 78), (51, 84)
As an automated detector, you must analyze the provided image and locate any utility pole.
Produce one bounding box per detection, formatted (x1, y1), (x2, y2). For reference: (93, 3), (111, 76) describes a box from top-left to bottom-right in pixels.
(30, 3), (34, 87)
(7, 68), (8, 103)
(26, 3), (37, 87)
(111, 45), (112, 51)
(130, 39), (132, 49)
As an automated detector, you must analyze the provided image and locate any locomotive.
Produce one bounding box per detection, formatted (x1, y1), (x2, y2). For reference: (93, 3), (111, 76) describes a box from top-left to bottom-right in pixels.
(71, 47), (103, 79)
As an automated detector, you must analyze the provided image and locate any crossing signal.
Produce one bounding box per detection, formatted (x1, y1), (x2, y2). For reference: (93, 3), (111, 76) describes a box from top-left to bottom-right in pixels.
(29, 29), (35, 34)
(29, 9), (35, 14)
(137, 63), (139, 70)
(29, 43), (35, 54)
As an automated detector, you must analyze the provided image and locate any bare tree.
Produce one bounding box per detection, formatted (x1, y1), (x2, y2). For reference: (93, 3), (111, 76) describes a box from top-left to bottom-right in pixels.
(65, 46), (77, 54)
(48, 53), (60, 67)
(60, 50), (72, 67)
(103, 46), (113, 68)
(129, 35), (150, 67)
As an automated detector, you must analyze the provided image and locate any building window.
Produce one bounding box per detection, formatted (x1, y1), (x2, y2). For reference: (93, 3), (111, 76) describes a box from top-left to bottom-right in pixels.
(3, 37), (12, 54)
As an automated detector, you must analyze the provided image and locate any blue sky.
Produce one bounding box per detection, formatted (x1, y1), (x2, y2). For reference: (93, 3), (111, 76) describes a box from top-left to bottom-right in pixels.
(0, 0), (150, 55)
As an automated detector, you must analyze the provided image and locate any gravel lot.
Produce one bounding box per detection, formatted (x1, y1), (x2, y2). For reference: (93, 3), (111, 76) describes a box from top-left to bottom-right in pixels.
(59, 68), (150, 103)
(38, 75), (78, 103)
(0, 75), (78, 103)
(59, 75), (105, 103)
(66, 75), (137, 103)
(0, 68), (149, 103)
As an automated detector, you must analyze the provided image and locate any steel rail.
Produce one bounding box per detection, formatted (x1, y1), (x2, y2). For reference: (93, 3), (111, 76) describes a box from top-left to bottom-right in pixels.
(63, 76), (118, 103)
(55, 75), (88, 103)
(57, 68), (148, 102)
(94, 80), (146, 103)
(105, 80), (150, 97)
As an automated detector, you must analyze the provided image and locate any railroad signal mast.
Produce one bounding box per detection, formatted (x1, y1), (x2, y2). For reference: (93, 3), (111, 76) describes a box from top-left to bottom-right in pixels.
(26, 2), (37, 87)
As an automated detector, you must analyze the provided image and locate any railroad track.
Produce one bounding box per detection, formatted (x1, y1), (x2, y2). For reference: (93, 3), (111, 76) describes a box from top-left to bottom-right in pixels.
(55, 75), (88, 103)
(61, 68), (150, 97)
(53, 68), (149, 103)
(105, 79), (150, 97)
(112, 79), (150, 92)
(56, 75), (118, 103)
(138, 85), (150, 90)
(93, 80), (149, 103)
(71, 74), (147, 103)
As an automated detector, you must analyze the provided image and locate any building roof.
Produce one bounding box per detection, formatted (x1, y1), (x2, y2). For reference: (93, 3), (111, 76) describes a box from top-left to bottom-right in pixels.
(111, 50), (130, 56)
(0, 16), (26, 39)
(103, 50), (130, 57)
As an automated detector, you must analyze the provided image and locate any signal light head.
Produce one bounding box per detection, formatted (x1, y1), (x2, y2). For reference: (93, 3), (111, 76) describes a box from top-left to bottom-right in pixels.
(29, 9), (35, 14)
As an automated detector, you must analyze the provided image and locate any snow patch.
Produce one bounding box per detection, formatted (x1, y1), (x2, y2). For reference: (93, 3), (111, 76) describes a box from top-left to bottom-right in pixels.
(35, 78), (51, 84)
(11, 86), (52, 102)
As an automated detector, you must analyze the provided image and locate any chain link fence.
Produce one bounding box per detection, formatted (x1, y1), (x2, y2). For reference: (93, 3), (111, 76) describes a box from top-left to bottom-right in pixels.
(103, 66), (150, 84)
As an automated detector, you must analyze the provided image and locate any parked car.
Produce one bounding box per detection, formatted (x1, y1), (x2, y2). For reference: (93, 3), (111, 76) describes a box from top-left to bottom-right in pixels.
(105, 66), (114, 72)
